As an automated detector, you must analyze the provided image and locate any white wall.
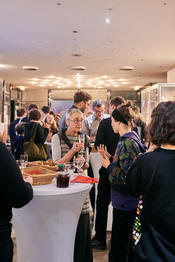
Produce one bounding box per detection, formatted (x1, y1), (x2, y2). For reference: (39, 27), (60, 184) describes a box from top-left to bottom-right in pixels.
(167, 68), (175, 83)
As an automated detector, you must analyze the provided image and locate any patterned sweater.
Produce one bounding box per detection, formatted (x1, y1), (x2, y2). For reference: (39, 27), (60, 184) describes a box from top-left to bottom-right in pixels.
(52, 133), (90, 214)
(107, 131), (146, 210)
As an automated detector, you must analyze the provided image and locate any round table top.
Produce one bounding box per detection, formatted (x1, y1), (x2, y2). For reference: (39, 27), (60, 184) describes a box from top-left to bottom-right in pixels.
(33, 182), (92, 196)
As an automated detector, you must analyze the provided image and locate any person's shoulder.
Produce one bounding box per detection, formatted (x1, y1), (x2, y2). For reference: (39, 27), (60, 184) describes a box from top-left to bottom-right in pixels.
(103, 114), (110, 119)
(0, 142), (8, 154)
(100, 117), (111, 124)
(85, 114), (93, 122)
(10, 118), (19, 126)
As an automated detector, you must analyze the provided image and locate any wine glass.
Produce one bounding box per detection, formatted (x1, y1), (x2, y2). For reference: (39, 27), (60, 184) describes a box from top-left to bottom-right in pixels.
(64, 162), (76, 175)
(73, 155), (85, 173)
(20, 154), (28, 168)
(78, 134), (85, 144)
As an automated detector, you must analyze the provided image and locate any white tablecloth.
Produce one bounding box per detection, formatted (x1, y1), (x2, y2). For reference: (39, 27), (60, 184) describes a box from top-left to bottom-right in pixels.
(13, 182), (92, 262)
(90, 152), (113, 232)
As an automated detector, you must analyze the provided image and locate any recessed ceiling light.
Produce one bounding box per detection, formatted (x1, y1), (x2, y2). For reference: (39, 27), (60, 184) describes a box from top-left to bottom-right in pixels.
(72, 54), (82, 57)
(72, 30), (78, 33)
(122, 82), (130, 85)
(118, 78), (125, 81)
(22, 66), (39, 71)
(102, 75), (108, 79)
(48, 75), (55, 79)
(71, 66), (86, 71)
(105, 18), (110, 23)
(31, 78), (40, 81)
(120, 66), (133, 71)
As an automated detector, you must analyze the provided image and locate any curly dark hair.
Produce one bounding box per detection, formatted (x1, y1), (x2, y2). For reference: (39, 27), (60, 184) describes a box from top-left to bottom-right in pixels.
(149, 101), (175, 146)
(29, 109), (41, 121)
(110, 96), (125, 107)
(73, 91), (92, 103)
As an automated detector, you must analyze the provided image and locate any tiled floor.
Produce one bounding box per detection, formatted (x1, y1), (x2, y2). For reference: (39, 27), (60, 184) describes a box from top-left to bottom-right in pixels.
(13, 232), (111, 262)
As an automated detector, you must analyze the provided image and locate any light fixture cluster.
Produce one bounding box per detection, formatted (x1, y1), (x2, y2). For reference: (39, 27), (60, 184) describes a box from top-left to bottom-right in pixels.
(28, 75), (72, 88)
(86, 76), (131, 88)
(15, 75), (142, 90)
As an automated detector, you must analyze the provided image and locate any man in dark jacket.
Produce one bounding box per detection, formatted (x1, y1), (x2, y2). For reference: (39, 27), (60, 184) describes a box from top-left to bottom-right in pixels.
(91, 96), (125, 250)
(9, 108), (27, 155)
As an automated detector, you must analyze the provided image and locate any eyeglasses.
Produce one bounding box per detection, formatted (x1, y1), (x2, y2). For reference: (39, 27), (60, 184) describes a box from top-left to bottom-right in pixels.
(68, 119), (83, 124)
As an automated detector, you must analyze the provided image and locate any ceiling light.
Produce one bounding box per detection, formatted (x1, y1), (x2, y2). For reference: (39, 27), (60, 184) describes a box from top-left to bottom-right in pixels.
(102, 75), (108, 79)
(76, 73), (81, 89)
(31, 78), (40, 81)
(105, 18), (110, 23)
(72, 54), (82, 57)
(122, 82), (130, 85)
(47, 75), (55, 79)
(71, 66), (86, 71)
(0, 63), (12, 69)
(120, 66), (133, 71)
(30, 81), (36, 85)
(22, 66), (39, 71)
(118, 78), (125, 81)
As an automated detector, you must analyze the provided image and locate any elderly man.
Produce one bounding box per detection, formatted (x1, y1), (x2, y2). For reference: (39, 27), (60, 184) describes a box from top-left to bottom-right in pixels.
(83, 99), (109, 142)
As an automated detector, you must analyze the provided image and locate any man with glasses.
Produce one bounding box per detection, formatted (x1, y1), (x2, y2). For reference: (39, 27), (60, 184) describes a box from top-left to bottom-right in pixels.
(83, 99), (109, 212)
(59, 91), (92, 132)
(83, 99), (109, 142)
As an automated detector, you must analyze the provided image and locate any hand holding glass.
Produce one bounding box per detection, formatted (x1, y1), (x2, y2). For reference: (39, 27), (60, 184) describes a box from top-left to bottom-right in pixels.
(73, 156), (85, 173)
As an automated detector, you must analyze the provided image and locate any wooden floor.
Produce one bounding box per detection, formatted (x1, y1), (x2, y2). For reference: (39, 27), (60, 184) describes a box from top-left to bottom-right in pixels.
(13, 232), (111, 262)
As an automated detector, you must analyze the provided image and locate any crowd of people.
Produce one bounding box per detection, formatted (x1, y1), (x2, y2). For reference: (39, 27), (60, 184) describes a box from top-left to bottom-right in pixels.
(1, 90), (175, 262)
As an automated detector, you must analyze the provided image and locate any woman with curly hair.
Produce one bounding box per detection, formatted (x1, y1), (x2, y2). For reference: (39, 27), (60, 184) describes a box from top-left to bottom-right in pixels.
(127, 101), (175, 262)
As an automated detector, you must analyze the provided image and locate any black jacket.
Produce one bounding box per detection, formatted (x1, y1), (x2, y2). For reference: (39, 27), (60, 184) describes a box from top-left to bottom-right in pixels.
(95, 117), (120, 156)
(0, 142), (33, 222)
(127, 148), (175, 261)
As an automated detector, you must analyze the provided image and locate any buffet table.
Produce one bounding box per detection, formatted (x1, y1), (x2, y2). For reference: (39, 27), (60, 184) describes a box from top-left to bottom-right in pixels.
(13, 182), (92, 262)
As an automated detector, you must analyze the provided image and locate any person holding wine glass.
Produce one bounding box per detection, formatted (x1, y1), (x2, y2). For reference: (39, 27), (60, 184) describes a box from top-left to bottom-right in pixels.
(52, 108), (93, 262)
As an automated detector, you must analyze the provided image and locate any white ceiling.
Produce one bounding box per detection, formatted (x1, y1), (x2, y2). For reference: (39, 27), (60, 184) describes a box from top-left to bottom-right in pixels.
(0, 0), (175, 91)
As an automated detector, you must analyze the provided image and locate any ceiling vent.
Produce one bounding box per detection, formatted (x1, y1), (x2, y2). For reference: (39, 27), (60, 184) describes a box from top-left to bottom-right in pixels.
(22, 66), (39, 71)
(71, 66), (86, 71)
(120, 66), (133, 71)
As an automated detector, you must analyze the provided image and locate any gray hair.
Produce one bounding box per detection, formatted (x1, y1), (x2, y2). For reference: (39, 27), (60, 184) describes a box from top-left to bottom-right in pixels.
(65, 108), (83, 120)
(92, 99), (104, 109)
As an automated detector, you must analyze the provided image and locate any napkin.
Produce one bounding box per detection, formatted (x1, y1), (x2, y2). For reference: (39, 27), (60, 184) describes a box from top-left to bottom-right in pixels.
(25, 170), (41, 175)
(71, 175), (98, 184)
